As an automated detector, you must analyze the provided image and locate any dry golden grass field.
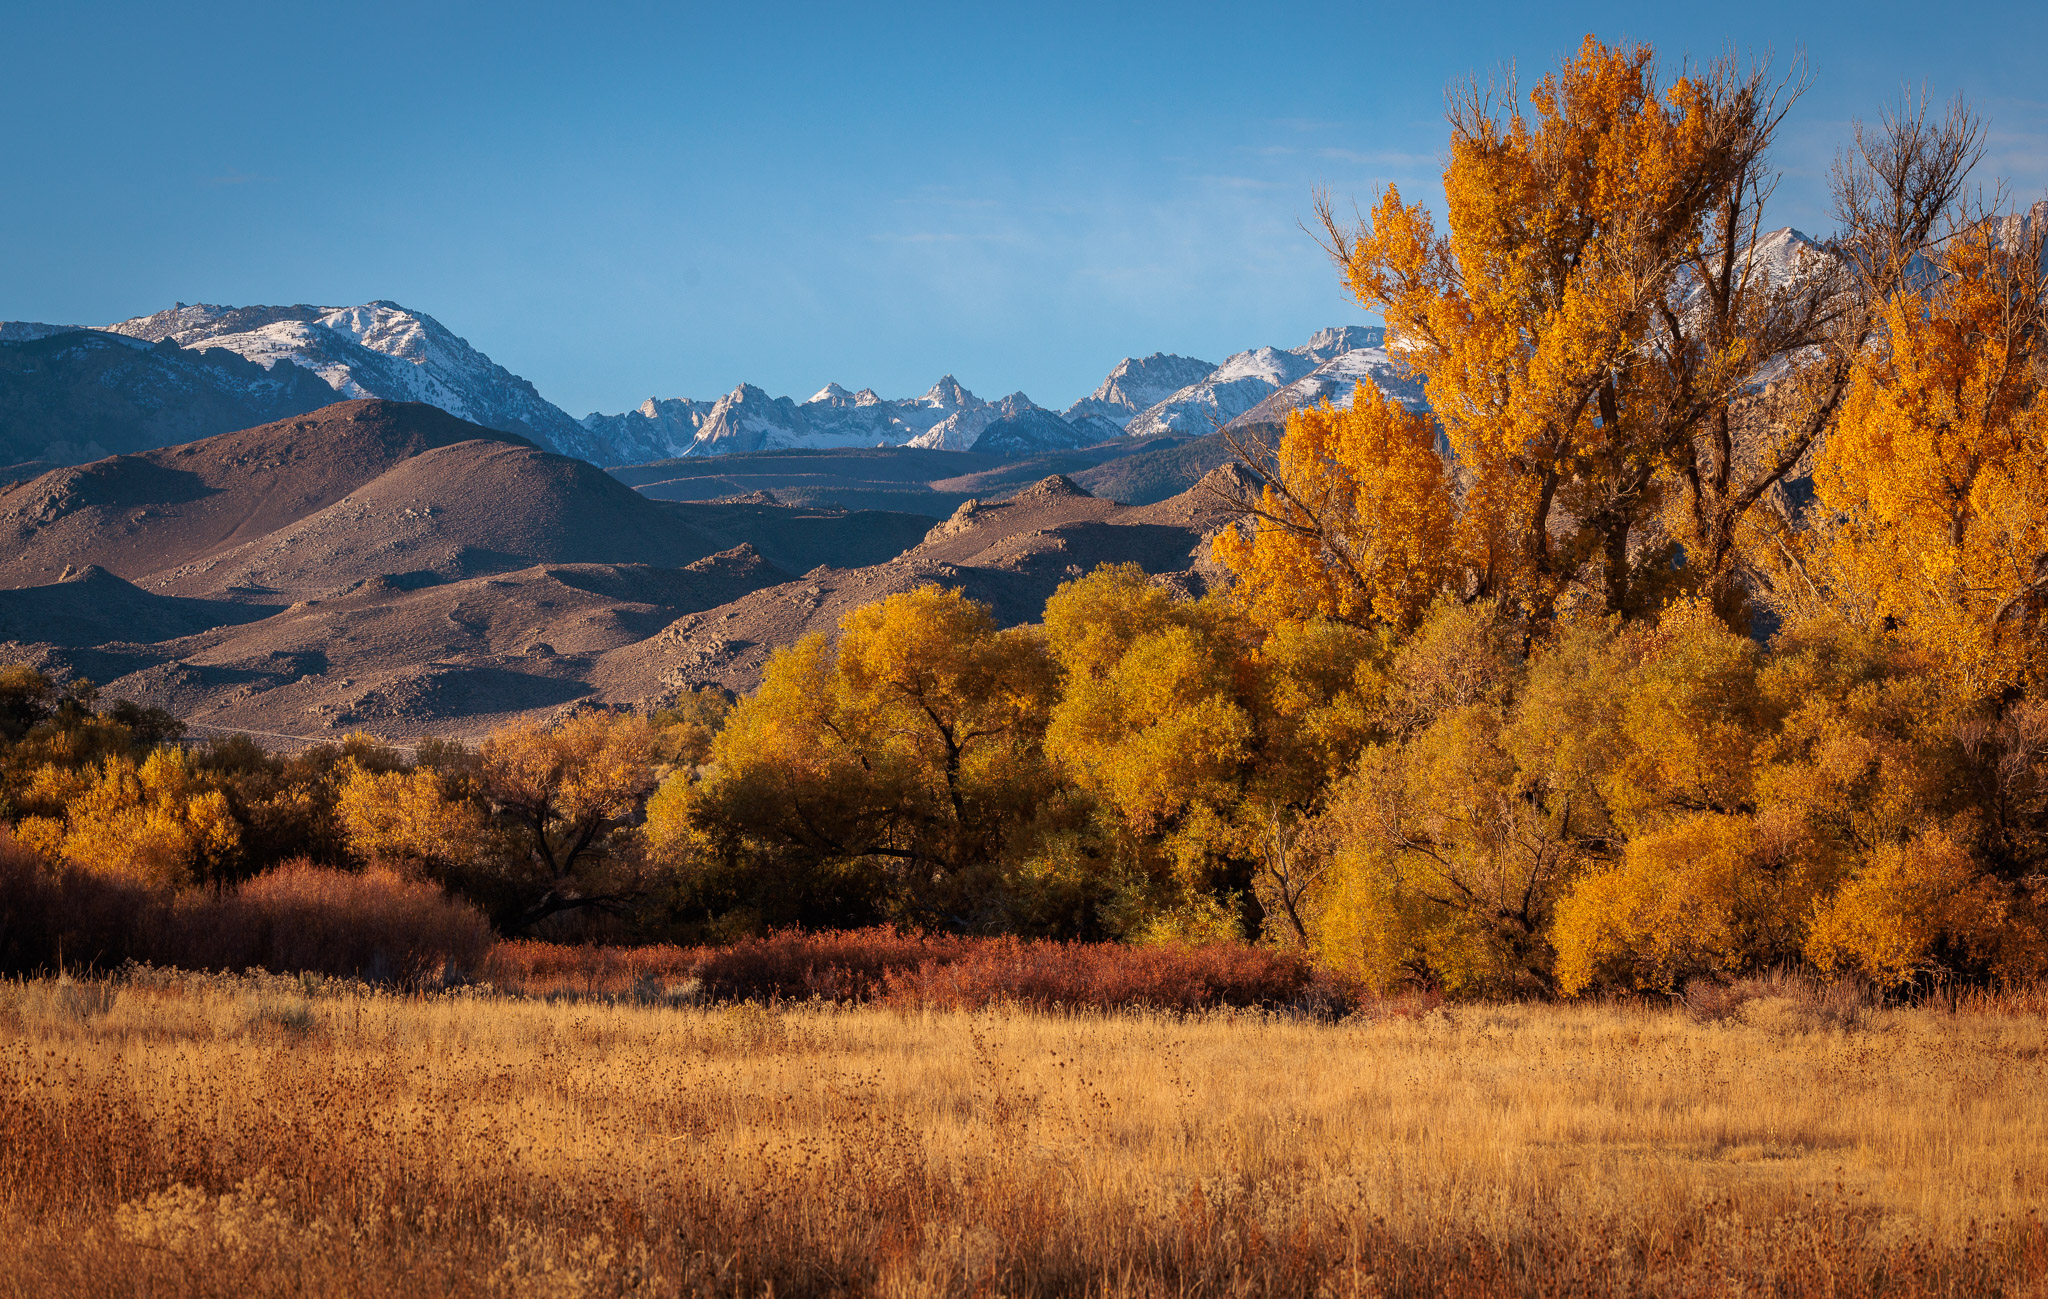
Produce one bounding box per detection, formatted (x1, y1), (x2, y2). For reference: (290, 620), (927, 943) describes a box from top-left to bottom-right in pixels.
(2, 973), (2045, 1297)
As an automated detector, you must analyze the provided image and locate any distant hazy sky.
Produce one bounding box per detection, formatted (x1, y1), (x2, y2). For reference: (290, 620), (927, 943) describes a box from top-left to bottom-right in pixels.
(5, 2), (2044, 415)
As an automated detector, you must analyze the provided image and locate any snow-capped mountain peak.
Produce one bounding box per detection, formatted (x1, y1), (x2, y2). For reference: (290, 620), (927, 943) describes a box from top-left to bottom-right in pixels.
(101, 300), (598, 460)
(1296, 325), (1386, 362)
(1121, 328), (1392, 438)
(1061, 351), (1217, 431)
(916, 375), (978, 408)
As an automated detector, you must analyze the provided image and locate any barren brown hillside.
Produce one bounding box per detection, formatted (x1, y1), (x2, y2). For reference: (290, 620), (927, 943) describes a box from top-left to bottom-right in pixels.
(0, 401), (536, 589)
(600, 470), (1246, 700)
(0, 405), (1244, 738)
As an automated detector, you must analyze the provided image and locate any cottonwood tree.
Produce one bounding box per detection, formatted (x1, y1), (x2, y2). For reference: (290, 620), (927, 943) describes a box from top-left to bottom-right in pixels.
(1814, 208), (2048, 697)
(1212, 387), (1454, 633)
(475, 711), (656, 930)
(1041, 565), (1387, 943)
(338, 712), (656, 932)
(659, 586), (1062, 929)
(1224, 38), (1983, 628)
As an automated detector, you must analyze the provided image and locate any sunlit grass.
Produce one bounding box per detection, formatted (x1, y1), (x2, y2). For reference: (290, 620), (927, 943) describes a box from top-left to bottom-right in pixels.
(2, 971), (2044, 1296)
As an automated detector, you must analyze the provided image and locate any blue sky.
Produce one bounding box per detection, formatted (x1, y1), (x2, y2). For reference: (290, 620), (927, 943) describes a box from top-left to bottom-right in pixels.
(5, 1), (2044, 416)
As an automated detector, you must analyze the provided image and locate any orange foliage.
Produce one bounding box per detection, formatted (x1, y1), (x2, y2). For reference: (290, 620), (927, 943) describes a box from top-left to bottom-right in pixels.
(1328, 38), (1792, 617)
(1816, 221), (2048, 696)
(1215, 385), (1453, 631)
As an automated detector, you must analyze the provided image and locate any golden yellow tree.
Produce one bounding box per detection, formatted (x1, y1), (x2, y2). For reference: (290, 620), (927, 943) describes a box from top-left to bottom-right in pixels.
(1815, 217), (2048, 696)
(1042, 564), (1388, 944)
(35, 749), (239, 889)
(1215, 385), (1453, 631)
(335, 763), (492, 877)
(668, 585), (1062, 929)
(477, 711), (656, 929)
(1806, 829), (2040, 987)
(1278, 39), (1978, 625)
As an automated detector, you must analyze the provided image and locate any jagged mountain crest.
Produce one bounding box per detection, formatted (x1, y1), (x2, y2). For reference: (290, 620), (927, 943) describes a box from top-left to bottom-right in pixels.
(101, 300), (599, 462)
(1061, 352), (1218, 430)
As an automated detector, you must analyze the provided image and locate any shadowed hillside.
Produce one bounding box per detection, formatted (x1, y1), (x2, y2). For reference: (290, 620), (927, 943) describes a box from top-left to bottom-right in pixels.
(0, 329), (338, 467)
(0, 401), (1015, 736)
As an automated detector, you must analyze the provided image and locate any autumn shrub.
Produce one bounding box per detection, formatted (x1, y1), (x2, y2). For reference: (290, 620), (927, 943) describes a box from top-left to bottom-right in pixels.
(0, 837), (488, 982)
(1805, 829), (2045, 988)
(162, 860), (494, 982)
(488, 928), (988, 1000)
(483, 937), (700, 995)
(879, 937), (1321, 1012)
(487, 928), (1325, 1011)
(692, 927), (985, 1000)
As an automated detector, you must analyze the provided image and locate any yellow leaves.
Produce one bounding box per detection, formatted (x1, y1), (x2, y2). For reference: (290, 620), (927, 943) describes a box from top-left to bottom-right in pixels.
(12, 815), (65, 863)
(1600, 600), (1770, 833)
(1552, 813), (1808, 996)
(19, 763), (89, 819)
(1313, 35), (1807, 619)
(1043, 568), (1252, 839)
(1806, 829), (2039, 987)
(640, 772), (698, 861)
(1214, 385), (1454, 632)
(681, 586), (1064, 916)
(1040, 563), (1182, 683)
(1047, 610), (1254, 852)
(1039, 567), (1390, 911)
(38, 749), (240, 889)
(481, 711), (656, 832)
(1815, 222), (2048, 696)
(335, 763), (490, 874)
(837, 584), (1058, 776)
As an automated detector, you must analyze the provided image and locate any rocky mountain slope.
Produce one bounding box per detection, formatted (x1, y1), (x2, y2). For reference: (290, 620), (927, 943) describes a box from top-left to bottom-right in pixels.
(1060, 352), (1220, 432)
(1224, 342), (1425, 430)
(1123, 327), (1386, 437)
(596, 469), (1247, 701)
(0, 400), (540, 589)
(612, 434), (1204, 517)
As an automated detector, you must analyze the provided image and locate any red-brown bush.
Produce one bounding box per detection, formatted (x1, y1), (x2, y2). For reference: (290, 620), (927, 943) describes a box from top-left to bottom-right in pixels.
(488, 927), (1328, 1011)
(165, 860), (494, 981)
(878, 937), (1317, 1011)
(484, 937), (699, 994)
(0, 835), (491, 982)
(0, 825), (169, 974)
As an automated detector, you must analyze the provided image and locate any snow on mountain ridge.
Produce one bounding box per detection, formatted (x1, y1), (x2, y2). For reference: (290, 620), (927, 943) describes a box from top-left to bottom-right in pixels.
(584, 328), (1398, 460)
(586, 373), (1089, 459)
(0, 321), (89, 343)
(1119, 327), (1399, 438)
(1223, 346), (1426, 432)
(102, 300), (598, 460)
(1060, 352), (1218, 430)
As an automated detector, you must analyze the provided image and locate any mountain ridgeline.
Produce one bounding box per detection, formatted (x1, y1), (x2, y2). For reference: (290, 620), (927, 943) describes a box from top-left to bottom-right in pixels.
(4, 292), (1483, 469)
